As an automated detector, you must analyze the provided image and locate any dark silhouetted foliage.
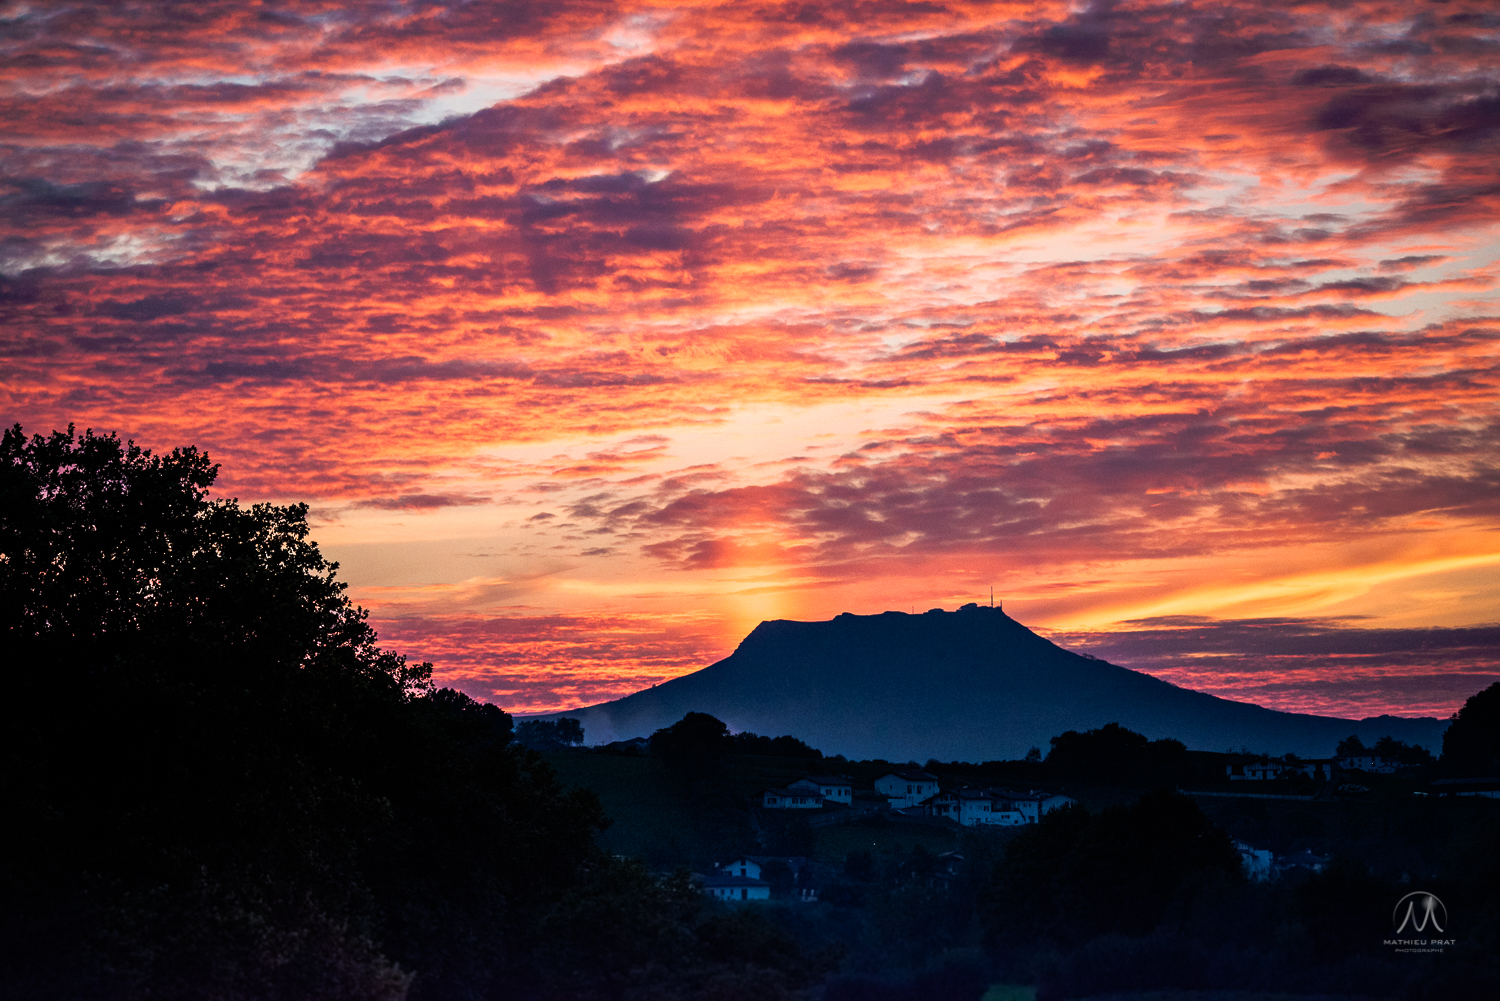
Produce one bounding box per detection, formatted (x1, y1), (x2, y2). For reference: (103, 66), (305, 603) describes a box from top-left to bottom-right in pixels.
(650, 711), (733, 772)
(0, 426), (826, 1001)
(1044, 722), (1186, 785)
(515, 716), (585, 750)
(983, 790), (1241, 948)
(1371, 734), (1435, 767)
(730, 730), (823, 759)
(1442, 680), (1500, 774)
(1337, 733), (1367, 755)
(648, 711), (823, 774)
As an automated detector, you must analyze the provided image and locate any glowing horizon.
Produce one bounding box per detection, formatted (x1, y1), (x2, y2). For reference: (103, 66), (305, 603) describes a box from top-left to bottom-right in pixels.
(4, 0), (1497, 719)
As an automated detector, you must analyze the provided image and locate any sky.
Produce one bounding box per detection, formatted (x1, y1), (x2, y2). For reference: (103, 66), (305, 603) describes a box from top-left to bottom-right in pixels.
(4, 0), (1499, 723)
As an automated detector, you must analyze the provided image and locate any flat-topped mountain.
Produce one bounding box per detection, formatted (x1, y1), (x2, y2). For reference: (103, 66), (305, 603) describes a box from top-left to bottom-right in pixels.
(534, 605), (1446, 760)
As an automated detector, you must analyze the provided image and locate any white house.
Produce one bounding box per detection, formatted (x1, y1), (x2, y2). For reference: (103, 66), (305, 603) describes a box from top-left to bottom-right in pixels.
(997, 790), (1075, 822)
(701, 873), (770, 901)
(874, 770), (940, 808)
(920, 790), (960, 820)
(762, 780), (824, 809)
(806, 774), (853, 804)
(1337, 754), (1396, 774)
(1038, 793), (1075, 815)
(718, 857), (761, 880)
(955, 789), (1027, 826)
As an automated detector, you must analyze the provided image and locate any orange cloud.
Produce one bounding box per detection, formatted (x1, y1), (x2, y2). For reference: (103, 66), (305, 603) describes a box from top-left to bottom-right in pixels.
(4, 0), (1498, 718)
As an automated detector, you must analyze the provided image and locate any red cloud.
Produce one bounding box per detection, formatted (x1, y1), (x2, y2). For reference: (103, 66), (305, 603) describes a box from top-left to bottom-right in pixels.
(5, 0), (1498, 718)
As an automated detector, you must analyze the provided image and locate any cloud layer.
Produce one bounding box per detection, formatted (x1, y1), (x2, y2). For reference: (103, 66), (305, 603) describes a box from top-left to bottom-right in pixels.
(4, 0), (1498, 717)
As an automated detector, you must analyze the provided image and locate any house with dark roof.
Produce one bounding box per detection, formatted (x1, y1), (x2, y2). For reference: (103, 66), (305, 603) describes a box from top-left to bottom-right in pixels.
(718, 857), (762, 880)
(805, 774), (853, 804)
(762, 778), (824, 809)
(995, 789), (1075, 822)
(714, 857), (820, 902)
(874, 769), (939, 808)
(700, 873), (771, 901)
(954, 788), (1027, 826)
(1338, 753), (1397, 774)
(920, 790), (960, 820)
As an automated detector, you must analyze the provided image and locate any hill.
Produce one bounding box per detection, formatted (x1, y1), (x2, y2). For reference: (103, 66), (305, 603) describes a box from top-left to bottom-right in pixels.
(533, 605), (1445, 760)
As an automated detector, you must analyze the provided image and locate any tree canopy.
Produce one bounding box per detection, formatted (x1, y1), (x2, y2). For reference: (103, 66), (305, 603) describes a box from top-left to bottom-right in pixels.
(0, 427), (597, 999)
(1045, 722), (1186, 785)
(515, 716), (586, 750)
(1442, 680), (1500, 775)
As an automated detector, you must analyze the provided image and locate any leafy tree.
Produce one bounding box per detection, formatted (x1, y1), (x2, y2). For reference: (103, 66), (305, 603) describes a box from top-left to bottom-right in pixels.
(728, 730), (823, 759)
(1442, 681), (1500, 775)
(1045, 722), (1187, 785)
(1336, 734), (1366, 756)
(0, 425), (606, 1000)
(514, 716), (585, 750)
(650, 711), (732, 772)
(982, 790), (1241, 949)
(1370, 735), (1435, 767)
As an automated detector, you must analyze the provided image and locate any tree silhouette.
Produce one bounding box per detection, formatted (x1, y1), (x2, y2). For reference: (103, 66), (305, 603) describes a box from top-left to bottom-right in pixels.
(1442, 681), (1500, 775)
(0, 425), (606, 1000)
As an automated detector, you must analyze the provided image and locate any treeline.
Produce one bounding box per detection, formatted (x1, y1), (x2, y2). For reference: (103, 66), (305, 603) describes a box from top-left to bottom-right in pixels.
(647, 711), (822, 771)
(0, 427), (827, 1001)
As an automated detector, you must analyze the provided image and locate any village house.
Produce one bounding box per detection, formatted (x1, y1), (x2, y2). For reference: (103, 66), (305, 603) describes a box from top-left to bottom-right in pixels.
(852, 789), (893, 812)
(921, 790), (960, 820)
(715, 857), (819, 902)
(1337, 753), (1396, 774)
(718, 857), (761, 880)
(999, 790), (1075, 821)
(874, 769), (940, 808)
(700, 873), (771, 901)
(761, 778), (824, 809)
(806, 775), (853, 804)
(954, 789), (1027, 826)
(916, 787), (1074, 826)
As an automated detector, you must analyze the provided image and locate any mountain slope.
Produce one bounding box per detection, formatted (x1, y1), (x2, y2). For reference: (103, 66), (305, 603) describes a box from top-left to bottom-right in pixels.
(535, 605), (1446, 760)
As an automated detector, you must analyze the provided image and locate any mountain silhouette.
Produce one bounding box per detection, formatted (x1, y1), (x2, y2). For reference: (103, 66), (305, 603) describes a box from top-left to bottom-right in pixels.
(533, 605), (1446, 760)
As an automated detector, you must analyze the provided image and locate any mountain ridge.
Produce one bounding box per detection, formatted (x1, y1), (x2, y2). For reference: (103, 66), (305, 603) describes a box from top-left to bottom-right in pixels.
(529, 605), (1447, 760)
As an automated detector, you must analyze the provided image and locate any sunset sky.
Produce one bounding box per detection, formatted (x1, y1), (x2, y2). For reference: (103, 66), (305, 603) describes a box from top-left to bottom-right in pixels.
(5, 0), (1498, 722)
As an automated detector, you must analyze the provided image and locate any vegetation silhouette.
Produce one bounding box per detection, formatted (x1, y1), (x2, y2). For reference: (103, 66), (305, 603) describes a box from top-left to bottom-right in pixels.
(0, 425), (827, 1001)
(1441, 680), (1500, 775)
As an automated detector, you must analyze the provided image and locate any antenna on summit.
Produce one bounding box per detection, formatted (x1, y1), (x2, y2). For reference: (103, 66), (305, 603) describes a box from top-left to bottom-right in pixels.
(990, 587), (993, 607)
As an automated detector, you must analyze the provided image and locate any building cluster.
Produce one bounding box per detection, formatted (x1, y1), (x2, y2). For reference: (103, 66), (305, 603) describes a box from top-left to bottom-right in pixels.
(760, 769), (1075, 827)
(1225, 752), (1405, 782)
